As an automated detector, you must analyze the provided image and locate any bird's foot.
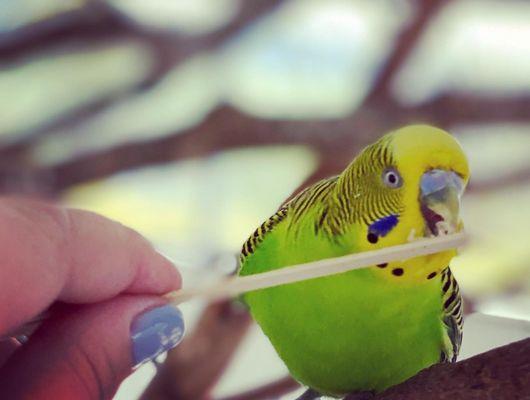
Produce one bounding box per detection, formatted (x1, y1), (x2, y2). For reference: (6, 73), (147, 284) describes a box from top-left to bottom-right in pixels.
(296, 388), (322, 400)
(343, 391), (375, 400)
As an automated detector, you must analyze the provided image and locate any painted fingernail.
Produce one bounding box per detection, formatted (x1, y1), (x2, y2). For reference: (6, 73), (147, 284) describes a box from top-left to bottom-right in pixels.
(131, 305), (185, 367)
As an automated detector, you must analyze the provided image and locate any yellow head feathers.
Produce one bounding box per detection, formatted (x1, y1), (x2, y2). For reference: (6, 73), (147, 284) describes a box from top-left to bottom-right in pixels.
(335, 125), (469, 245)
(387, 125), (470, 187)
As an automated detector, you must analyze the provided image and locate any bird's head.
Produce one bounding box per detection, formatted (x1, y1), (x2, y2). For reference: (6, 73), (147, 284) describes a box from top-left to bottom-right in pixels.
(388, 125), (469, 238)
(340, 125), (469, 243)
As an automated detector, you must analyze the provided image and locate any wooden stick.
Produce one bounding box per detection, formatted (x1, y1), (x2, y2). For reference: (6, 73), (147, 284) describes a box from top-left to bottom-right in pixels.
(166, 232), (467, 305)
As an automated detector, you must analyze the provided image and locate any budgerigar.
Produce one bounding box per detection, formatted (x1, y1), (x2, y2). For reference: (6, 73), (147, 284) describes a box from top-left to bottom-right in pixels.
(238, 125), (469, 398)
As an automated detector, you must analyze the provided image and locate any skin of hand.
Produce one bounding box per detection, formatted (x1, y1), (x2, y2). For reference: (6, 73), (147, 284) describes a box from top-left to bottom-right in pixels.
(0, 198), (185, 400)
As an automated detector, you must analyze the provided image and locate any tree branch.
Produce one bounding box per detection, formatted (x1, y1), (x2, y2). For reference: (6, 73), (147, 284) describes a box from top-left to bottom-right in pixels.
(0, 2), (131, 62)
(39, 93), (530, 193)
(2, 1), (528, 197)
(0, 0), (285, 156)
(218, 337), (530, 400)
(44, 105), (372, 192)
(0, 0), (282, 66)
(370, 337), (530, 399)
(365, 0), (449, 104)
(406, 94), (530, 126)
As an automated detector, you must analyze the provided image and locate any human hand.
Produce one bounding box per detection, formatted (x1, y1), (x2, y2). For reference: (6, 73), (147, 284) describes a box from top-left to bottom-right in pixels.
(0, 198), (184, 399)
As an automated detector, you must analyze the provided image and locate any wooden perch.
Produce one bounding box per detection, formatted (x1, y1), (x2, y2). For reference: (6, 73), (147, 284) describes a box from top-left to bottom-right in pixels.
(209, 336), (530, 400)
(367, 337), (530, 400)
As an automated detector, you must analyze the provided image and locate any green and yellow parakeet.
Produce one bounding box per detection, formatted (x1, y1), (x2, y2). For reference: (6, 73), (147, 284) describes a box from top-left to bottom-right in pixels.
(238, 125), (469, 398)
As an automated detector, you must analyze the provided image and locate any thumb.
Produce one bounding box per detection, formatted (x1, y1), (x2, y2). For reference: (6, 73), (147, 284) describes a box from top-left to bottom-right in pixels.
(0, 296), (185, 400)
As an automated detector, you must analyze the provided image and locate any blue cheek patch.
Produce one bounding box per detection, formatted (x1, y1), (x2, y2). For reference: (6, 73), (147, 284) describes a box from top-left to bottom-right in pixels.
(369, 214), (399, 238)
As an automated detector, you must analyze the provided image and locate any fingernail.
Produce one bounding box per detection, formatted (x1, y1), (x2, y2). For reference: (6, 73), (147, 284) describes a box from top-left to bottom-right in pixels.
(131, 305), (185, 367)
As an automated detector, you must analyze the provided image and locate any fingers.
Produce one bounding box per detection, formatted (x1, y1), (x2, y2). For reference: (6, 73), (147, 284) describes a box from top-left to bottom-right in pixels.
(0, 198), (181, 336)
(0, 296), (185, 400)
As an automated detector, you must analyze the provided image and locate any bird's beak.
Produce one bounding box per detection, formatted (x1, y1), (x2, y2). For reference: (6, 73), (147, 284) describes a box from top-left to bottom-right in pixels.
(420, 169), (464, 237)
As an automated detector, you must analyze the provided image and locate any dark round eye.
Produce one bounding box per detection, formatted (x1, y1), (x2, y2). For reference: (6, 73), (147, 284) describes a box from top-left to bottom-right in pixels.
(382, 168), (402, 188)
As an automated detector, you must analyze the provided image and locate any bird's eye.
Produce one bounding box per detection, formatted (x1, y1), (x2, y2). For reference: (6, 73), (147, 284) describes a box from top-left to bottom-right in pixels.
(382, 168), (402, 189)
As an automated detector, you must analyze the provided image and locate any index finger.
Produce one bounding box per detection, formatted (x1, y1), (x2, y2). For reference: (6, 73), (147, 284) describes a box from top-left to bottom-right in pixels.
(0, 198), (181, 336)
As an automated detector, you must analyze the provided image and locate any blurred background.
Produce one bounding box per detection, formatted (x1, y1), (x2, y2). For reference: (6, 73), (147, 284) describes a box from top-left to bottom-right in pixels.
(0, 0), (529, 399)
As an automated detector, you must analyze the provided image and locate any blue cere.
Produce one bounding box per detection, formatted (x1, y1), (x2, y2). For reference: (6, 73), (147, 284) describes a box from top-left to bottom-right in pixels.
(369, 214), (399, 238)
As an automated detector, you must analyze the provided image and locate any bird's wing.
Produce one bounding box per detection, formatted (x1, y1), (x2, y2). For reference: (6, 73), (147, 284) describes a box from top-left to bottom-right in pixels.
(238, 177), (338, 269)
(440, 267), (464, 362)
(238, 204), (289, 267)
